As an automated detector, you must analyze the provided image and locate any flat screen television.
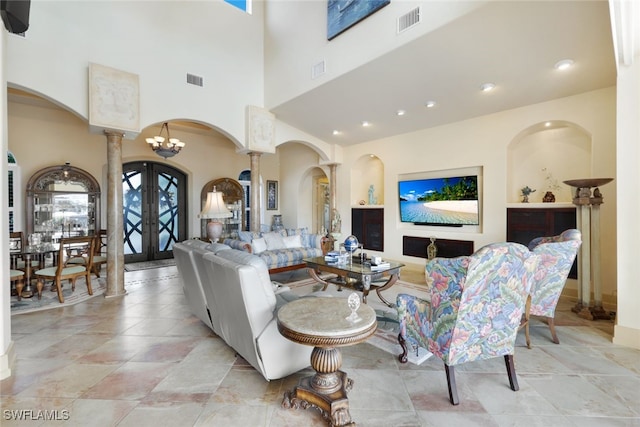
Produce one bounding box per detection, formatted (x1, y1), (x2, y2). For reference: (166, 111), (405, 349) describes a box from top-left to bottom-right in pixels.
(398, 175), (479, 226)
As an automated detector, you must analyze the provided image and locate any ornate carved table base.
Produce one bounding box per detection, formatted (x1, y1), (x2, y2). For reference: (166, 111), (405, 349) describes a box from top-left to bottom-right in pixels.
(283, 346), (354, 426)
(277, 297), (377, 427)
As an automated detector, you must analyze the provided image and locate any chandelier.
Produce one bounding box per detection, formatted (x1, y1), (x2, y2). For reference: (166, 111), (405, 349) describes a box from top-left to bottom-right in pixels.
(145, 122), (186, 158)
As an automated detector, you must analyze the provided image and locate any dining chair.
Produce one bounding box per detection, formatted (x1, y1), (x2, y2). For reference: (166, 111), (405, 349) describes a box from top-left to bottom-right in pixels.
(10, 269), (25, 301)
(396, 242), (538, 405)
(521, 229), (582, 347)
(33, 236), (95, 303)
(66, 230), (107, 278)
(9, 231), (40, 271)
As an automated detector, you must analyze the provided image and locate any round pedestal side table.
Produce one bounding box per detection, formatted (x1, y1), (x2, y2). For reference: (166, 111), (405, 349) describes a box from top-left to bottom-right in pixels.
(277, 296), (377, 427)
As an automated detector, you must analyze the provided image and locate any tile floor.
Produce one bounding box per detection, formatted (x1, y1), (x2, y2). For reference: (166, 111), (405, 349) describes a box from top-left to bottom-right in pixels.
(2, 266), (639, 426)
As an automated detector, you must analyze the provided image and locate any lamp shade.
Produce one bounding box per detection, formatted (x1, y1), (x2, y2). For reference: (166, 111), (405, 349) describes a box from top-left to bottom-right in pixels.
(199, 189), (232, 219)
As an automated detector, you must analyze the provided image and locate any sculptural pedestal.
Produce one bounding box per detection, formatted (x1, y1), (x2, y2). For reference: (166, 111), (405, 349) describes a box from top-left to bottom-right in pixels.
(564, 178), (613, 320)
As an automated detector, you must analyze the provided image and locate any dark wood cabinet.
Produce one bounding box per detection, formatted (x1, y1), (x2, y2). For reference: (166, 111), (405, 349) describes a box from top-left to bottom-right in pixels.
(507, 206), (577, 278)
(351, 208), (384, 251)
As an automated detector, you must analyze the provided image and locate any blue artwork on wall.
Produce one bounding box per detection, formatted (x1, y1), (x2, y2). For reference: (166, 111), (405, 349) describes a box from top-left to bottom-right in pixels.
(327, 0), (390, 40)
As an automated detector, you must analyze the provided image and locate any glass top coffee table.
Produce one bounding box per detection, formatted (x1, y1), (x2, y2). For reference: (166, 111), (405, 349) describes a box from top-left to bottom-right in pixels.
(304, 256), (404, 307)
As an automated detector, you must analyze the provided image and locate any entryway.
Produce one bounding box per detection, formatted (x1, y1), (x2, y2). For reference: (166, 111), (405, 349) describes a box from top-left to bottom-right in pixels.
(123, 161), (187, 263)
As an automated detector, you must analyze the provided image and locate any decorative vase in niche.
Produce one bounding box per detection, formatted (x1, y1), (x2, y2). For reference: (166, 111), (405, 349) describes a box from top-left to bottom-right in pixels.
(271, 215), (284, 231)
(543, 191), (556, 203)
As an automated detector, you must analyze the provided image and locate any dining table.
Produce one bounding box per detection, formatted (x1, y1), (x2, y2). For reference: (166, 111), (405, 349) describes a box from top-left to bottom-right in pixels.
(10, 242), (59, 299)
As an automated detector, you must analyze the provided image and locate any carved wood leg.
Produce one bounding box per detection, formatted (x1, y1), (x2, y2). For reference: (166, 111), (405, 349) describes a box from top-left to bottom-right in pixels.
(374, 272), (399, 307)
(504, 354), (519, 392)
(524, 295), (531, 349)
(547, 317), (559, 344)
(444, 364), (459, 405)
(86, 273), (93, 295)
(398, 333), (408, 363)
(307, 267), (330, 291)
(16, 278), (24, 301)
(36, 279), (43, 300)
(55, 279), (64, 303)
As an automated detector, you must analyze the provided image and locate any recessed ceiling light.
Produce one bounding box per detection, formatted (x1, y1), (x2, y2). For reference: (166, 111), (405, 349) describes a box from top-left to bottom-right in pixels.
(545, 122), (552, 127)
(396, 110), (406, 116)
(554, 59), (574, 70)
(425, 101), (437, 108)
(480, 83), (495, 92)
(332, 130), (341, 135)
(361, 121), (370, 127)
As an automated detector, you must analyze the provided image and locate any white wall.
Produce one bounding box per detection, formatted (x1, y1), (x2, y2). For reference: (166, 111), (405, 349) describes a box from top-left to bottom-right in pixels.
(6, 1), (265, 145)
(264, 0), (485, 108)
(335, 87), (617, 301)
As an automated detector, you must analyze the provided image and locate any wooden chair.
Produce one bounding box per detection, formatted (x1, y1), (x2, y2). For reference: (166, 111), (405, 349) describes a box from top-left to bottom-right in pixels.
(10, 269), (25, 301)
(9, 231), (40, 271)
(33, 236), (95, 303)
(66, 230), (107, 278)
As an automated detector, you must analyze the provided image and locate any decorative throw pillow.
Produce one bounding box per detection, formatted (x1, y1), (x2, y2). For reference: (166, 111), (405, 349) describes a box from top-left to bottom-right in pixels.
(252, 237), (267, 254)
(238, 230), (260, 243)
(283, 234), (302, 249)
(286, 227), (310, 247)
(263, 232), (286, 250)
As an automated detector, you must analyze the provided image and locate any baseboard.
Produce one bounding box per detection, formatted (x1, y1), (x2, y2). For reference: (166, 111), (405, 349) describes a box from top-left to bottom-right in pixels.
(0, 340), (16, 380)
(613, 325), (640, 350)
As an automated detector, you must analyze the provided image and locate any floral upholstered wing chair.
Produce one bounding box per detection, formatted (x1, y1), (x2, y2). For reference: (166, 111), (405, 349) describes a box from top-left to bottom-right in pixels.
(396, 242), (538, 405)
(522, 229), (582, 347)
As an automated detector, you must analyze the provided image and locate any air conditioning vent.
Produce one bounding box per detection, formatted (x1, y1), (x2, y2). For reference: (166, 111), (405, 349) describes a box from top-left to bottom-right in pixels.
(311, 60), (326, 79)
(186, 73), (204, 87)
(397, 6), (421, 34)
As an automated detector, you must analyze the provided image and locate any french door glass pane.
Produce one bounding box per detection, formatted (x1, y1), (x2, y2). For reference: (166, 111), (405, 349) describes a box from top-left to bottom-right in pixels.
(157, 171), (179, 252)
(123, 170), (143, 255)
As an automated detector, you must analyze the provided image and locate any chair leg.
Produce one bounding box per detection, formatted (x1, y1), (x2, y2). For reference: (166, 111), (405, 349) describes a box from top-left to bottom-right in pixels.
(524, 296), (531, 349)
(398, 333), (408, 363)
(36, 279), (43, 300)
(15, 279), (24, 301)
(504, 355), (519, 392)
(547, 317), (559, 344)
(85, 273), (93, 295)
(444, 364), (459, 405)
(55, 279), (64, 303)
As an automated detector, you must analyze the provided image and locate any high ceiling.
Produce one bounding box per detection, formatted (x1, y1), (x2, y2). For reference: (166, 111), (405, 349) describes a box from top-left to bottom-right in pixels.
(270, 1), (617, 146)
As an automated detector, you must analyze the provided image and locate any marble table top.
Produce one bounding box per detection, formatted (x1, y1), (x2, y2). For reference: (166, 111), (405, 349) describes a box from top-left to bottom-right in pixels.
(277, 296), (376, 341)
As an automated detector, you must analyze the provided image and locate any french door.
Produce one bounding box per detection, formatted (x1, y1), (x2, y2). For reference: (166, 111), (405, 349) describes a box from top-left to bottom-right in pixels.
(122, 161), (187, 263)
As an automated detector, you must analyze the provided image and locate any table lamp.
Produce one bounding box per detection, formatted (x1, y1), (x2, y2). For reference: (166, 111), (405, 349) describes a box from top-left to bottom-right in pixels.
(199, 187), (232, 242)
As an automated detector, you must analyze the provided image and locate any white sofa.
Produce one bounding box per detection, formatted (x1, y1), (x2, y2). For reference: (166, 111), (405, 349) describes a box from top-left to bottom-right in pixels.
(173, 239), (314, 381)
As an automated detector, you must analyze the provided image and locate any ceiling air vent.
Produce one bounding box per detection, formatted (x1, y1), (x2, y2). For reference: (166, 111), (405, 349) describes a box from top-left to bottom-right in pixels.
(397, 6), (421, 34)
(311, 60), (326, 80)
(186, 73), (203, 87)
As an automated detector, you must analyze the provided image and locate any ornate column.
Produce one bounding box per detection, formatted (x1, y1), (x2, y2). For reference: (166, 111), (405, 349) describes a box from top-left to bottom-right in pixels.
(564, 178), (613, 320)
(104, 131), (126, 298)
(250, 152), (261, 232)
(88, 63), (139, 300)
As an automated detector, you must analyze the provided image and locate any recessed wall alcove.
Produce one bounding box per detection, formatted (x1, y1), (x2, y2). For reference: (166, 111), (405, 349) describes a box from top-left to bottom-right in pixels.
(507, 121), (591, 204)
(350, 154), (384, 206)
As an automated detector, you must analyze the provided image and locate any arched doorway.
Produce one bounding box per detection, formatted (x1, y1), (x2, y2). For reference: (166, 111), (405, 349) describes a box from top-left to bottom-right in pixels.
(123, 161), (187, 263)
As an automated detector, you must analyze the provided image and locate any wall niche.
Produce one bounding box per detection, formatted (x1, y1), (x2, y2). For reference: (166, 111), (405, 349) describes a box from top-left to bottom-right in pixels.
(350, 154), (384, 206)
(507, 121), (591, 204)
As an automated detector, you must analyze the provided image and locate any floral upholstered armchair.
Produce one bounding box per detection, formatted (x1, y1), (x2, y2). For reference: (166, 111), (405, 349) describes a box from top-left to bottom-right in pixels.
(396, 242), (538, 405)
(522, 229), (581, 347)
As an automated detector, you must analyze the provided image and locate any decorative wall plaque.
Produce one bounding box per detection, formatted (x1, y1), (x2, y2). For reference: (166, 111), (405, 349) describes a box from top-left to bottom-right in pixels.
(246, 105), (276, 154)
(89, 63), (140, 137)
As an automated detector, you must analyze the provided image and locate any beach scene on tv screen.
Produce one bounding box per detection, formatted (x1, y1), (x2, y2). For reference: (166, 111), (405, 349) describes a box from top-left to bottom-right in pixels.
(399, 176), (479, 224)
